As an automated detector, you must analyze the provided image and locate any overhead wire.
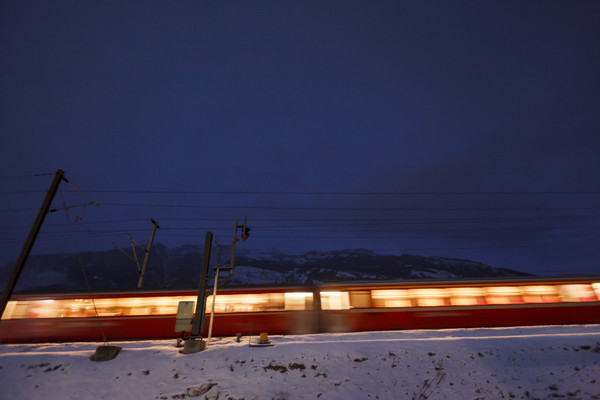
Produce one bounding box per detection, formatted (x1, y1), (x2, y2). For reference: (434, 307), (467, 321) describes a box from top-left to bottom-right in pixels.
(58, 187), (107, 342)
(54, 189), (600, 195)
(1, 187), (598, 258)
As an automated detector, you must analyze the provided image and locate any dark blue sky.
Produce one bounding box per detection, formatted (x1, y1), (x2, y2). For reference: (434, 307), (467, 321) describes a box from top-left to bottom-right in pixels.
(1, 1), (599, 276)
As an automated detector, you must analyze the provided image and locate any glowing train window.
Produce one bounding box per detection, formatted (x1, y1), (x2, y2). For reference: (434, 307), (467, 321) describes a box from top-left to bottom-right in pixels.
(593, 283), (600, 300)
(559, 284), (598, 302)
(206, 293), (286, 313)
(320, 291), (350, 310)
(522, 285), (560, 303)
(371, 290), (412, 308)
(92, 296), (190, 317)
(25, 296), (198, 318)
(485, 286), (524, 305)
(5, 299), (56, 319)
(349, 291), (372, 308)
(1, 301), (18, 319)
(409, 288), (449, 307)
(449, 287), (486, 306)
(284, 292), (313, 310)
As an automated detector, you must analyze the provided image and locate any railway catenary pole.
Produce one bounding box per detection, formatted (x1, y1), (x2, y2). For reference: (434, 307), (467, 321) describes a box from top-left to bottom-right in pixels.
(0, 169), (65, 320)
(137, 219), (160, 288)
(206, 263), (219, 345)
(191, 231), (213, 337)
(180, 231), (213, 353)
(207, 218), (249, 345)
(181, 220), (249, 353)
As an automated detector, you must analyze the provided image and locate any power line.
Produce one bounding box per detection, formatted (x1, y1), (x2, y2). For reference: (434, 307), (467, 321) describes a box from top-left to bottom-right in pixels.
(4, 189), (600, 195)
(3, 222), (598, 243)
(95, 202), (600, 212)
(72, 190), (600, 195)
(0, 172), (55, 180)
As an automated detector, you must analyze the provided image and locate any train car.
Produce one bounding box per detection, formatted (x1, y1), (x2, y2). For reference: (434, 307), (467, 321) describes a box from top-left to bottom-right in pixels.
(318, 277), (600, 332)
(0, 286), (318, 344)
(1, 277), (599, 344)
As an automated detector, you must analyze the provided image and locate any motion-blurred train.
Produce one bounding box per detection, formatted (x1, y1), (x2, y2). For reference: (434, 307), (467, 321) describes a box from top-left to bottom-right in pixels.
(1, 276), (599, 344)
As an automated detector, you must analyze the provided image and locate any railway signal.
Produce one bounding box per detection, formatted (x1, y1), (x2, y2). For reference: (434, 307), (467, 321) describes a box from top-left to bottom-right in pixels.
(182, 218), (252, 354)
(242, 226), (251, 240)
(236, 217), (251, 242)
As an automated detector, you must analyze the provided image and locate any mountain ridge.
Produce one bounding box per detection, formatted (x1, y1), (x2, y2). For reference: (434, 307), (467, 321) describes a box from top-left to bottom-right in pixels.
(0, 244), (529, 292)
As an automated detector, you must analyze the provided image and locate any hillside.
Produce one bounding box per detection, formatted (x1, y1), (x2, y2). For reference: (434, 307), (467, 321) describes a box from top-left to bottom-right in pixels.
(0, 245), (528, 292)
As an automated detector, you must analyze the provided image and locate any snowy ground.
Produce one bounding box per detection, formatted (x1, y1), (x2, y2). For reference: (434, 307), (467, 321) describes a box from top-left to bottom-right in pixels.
(1, 325), (599, 400)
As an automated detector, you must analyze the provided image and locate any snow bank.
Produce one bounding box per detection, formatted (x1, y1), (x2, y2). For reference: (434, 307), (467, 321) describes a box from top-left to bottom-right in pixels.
(1, 325), (599, 399)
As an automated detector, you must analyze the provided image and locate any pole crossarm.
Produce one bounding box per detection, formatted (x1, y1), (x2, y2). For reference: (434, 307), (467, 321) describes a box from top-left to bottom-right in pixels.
(63, 178), (101, 210)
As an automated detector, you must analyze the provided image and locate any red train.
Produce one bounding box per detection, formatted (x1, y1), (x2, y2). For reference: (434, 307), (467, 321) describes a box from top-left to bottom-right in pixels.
(1, 276), (599, 344)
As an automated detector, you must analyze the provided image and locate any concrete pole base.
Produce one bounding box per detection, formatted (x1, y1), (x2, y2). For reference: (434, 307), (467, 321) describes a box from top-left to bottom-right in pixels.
(179, 338), (206, 354)
(90, 345), (122, 362)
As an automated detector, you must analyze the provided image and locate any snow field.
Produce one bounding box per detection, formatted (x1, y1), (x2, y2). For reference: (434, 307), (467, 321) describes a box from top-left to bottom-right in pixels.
(0, 325), (599, 400)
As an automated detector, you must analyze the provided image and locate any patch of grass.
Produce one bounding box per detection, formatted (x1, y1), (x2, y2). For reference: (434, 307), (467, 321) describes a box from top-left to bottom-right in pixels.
(288, 363), (306, 370)
(263, 363), (287, 373)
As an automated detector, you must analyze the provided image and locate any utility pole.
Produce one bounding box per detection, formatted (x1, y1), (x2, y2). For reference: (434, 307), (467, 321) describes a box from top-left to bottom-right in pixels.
(206, 239), (221, 345)
(192, 231), (212, 336)
(180, 219), (250, 354)
(181, 231), (212, 354)
(0, 169), (64, 319)
(207, 218), (250, 344)
(137, 219), (160, 288)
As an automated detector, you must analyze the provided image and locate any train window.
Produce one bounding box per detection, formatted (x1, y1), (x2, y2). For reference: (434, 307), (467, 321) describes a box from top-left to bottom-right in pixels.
(92, 297), (187, 317)
(206, 293), (285, 313)
(63, 299), (95, 317)
(559, 284), (598, 302)
(6, 301), (28, 319)
(522, 285), (560, 303)
(449, 287), (486, 306)
(593, 283), (600, 300)
(409, 288), (449, 307)
(1, 301), (18, 319)
(320, 291), (350, 310)
(2, 300), (55, 319)
(371, 290), (412, 308)
(349, 291), (372, 308)
(485, 286), (524, 304)
(284, 292), (313, 310)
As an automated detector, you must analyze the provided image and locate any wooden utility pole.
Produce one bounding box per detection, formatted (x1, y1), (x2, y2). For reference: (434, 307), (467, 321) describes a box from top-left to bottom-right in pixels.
(0, 169), (64, 319)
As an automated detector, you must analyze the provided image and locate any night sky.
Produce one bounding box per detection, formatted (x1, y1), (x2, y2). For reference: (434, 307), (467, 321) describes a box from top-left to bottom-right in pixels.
(1, 1), (599, 276)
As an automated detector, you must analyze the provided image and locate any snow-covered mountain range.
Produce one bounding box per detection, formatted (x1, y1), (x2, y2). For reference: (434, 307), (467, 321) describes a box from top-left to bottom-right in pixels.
(0, 244), (528, 292)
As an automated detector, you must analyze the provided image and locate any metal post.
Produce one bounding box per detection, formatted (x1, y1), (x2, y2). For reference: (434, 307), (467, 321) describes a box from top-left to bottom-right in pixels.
(128, 234), (141, 273)
(0, 169), (64, 319)
(229, 219), (237, 269)
(137, 219), (159, 288)
(191, 231), (212, 337)
(228, 216), (248, 270)
(206, 267), (219, 345)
